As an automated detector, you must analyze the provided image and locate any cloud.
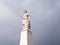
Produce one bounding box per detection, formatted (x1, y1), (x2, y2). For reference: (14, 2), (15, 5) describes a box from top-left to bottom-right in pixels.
(0, 0), (60, 45)
(0, 1), (21, 45)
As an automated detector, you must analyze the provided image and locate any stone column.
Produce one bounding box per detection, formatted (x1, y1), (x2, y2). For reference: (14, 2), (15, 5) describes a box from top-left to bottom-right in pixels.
(19, 10), (33, 45)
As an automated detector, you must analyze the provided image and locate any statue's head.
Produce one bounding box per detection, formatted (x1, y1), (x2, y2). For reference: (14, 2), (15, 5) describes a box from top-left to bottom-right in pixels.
(24, 9), (28, 13)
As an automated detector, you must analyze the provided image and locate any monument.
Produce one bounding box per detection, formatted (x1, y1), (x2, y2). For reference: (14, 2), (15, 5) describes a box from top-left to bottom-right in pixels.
(19, 9), (33, 45)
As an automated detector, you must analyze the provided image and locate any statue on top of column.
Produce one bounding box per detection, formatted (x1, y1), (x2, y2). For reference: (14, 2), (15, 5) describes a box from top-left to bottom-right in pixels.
(22, 9), (31, 31)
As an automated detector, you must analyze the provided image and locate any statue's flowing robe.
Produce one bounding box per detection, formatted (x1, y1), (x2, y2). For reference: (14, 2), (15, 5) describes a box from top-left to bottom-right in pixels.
(22, 14), (31, 30)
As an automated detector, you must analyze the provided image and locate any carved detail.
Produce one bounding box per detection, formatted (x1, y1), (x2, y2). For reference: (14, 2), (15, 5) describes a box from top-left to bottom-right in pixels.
(22, 10), (31, 31)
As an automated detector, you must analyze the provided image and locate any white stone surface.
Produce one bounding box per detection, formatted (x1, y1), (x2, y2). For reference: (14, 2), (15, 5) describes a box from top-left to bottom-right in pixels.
(20, 10), (33, 45)
(22, 10), (31, 31)
(20, 30), (33, 45)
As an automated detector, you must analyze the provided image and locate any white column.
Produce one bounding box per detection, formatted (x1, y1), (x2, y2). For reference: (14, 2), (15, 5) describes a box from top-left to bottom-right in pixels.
(20, 30), (33, 45)
(20, 10), (33, 45)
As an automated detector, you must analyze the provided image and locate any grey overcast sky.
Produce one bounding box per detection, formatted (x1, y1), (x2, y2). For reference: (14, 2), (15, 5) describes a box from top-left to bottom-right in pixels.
(0, 0), (60, 45)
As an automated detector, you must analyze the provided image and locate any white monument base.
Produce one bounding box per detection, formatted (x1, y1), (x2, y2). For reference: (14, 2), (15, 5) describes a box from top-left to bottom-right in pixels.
(20, 30), (33, 45)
